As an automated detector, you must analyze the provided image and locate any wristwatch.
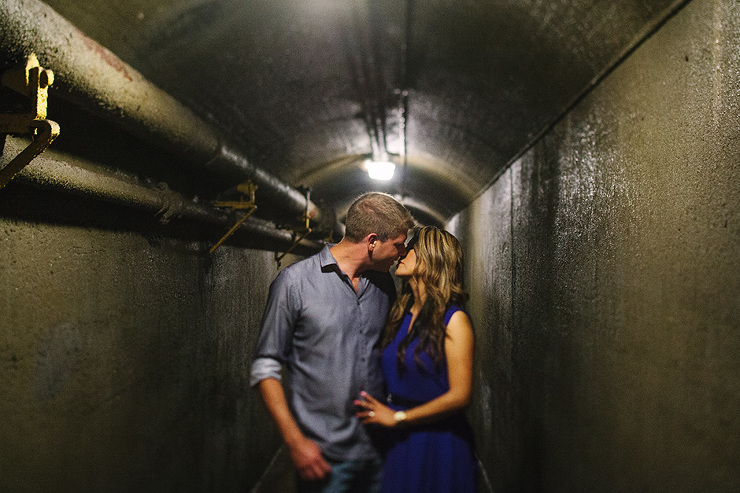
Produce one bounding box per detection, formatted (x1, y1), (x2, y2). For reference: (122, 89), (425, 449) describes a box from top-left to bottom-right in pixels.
(393, 411), (407, 424)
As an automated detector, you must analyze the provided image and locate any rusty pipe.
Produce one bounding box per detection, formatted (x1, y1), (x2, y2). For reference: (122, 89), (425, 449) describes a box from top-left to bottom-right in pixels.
(0, 0), (325, 228)
(1, 135), (323, 255)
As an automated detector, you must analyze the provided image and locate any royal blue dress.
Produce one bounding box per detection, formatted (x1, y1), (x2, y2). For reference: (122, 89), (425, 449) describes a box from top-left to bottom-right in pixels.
(380, 305), (478, 492)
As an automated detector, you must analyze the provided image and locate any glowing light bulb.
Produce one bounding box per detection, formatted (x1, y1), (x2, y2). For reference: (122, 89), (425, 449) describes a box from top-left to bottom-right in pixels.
(365, 160), (395, 181)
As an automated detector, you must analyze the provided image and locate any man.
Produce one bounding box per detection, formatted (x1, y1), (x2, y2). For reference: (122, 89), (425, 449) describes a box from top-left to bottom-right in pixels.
(250, 192), (415, 492)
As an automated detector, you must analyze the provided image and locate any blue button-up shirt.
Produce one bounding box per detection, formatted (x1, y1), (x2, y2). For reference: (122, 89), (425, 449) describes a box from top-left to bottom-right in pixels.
(250, 246), (395, 460)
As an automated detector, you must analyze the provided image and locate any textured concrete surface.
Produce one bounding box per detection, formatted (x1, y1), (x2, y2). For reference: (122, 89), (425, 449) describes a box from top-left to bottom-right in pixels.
(449, 0), (739, 490)
(1, 0), (739, 492)
(0, 193), (283, 492)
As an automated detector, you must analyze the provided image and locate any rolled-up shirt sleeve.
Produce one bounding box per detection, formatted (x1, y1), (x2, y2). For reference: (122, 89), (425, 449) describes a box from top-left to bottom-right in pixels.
(250, 357), (283, 386)
(249, 269), (296, 387)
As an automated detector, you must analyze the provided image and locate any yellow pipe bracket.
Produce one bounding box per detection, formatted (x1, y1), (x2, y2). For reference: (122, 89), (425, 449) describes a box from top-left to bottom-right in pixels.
(275, 186), (313, 266)
(209, 181), (258, 254)
(0, 54), (60, 188)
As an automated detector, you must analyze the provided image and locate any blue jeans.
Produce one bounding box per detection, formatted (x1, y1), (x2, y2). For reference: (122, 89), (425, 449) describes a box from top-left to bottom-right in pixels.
(295, 457), (383, 493)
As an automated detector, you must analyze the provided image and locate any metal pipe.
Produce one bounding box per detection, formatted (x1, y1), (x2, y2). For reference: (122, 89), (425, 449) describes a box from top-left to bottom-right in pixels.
(1, 136), (323, 255)
(0, 0), (326, 228)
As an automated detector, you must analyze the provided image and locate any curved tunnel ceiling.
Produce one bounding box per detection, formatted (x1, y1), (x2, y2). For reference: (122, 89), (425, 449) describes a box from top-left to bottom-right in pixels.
(31, 0), (678, 228)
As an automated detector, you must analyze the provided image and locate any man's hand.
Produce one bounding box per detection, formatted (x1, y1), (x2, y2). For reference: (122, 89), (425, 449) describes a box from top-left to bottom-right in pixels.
(288, 435), (332, 481)
(257, 378), (331, 481)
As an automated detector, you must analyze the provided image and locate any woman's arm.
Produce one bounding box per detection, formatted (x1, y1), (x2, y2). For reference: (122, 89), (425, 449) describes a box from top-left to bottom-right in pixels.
(356, 310), (474, 427)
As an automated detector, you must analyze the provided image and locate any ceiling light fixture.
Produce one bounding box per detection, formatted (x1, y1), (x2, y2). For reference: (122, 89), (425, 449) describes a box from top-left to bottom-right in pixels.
(365, 159), (396, 181)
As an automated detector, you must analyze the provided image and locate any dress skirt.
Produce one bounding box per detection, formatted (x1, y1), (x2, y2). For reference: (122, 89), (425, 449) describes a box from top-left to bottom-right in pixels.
(380, 416), (477, 492)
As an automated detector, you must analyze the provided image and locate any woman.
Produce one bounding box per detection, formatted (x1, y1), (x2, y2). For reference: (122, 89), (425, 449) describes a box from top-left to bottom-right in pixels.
(355, 226), (477, 492)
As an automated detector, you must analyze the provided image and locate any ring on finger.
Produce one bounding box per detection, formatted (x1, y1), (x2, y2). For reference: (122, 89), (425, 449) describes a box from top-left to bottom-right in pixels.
(368, 411), (375, 417)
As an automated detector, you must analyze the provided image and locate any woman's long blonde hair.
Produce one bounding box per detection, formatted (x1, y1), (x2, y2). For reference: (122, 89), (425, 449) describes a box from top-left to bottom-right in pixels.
(381, 226), (468, 370)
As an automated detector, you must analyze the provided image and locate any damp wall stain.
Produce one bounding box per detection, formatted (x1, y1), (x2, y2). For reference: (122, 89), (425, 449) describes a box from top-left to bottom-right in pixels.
(33, 322), (82, 401)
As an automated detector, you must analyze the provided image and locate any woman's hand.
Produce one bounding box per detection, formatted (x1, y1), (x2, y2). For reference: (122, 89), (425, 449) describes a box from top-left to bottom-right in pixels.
(354, 391), (398, 427)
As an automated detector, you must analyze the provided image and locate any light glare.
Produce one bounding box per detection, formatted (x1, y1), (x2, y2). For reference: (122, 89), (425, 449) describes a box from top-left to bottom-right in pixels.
(366, 160), (395, 181)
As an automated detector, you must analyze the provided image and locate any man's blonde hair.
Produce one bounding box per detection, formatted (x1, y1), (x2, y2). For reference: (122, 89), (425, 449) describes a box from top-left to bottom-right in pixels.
(344, 192), (415, 242)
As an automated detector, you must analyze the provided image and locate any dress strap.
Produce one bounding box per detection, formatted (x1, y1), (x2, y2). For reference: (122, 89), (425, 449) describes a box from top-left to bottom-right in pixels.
(444, 305), (463, 325)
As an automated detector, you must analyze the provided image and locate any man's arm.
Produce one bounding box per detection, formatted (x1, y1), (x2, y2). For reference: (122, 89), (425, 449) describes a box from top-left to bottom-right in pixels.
(257, 378), (331, 481)
(251, 268), (330, 481)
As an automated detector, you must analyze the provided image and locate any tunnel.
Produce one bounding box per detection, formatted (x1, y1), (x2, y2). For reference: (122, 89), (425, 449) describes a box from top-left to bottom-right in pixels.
(1, 0), (738, 491)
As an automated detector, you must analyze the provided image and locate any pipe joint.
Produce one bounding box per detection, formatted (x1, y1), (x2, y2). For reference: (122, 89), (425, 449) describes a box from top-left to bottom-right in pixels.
(154, 182), (185, 224)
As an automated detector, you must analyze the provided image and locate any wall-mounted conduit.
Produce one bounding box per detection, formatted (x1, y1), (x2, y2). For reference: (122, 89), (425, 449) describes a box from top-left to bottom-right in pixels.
(0, 0), (339, 237)
(1, 135), (323, 256)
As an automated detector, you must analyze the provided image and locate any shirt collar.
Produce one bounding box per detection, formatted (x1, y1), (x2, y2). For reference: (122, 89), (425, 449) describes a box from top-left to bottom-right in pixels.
(319, 245), (368, 287)
(318, 244), (339, 270)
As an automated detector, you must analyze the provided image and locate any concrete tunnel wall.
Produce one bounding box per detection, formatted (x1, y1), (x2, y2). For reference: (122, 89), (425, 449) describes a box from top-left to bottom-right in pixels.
(447, 0), (739, 491)
(0, 195), (287, 492)
(1, 1), (738, 493)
